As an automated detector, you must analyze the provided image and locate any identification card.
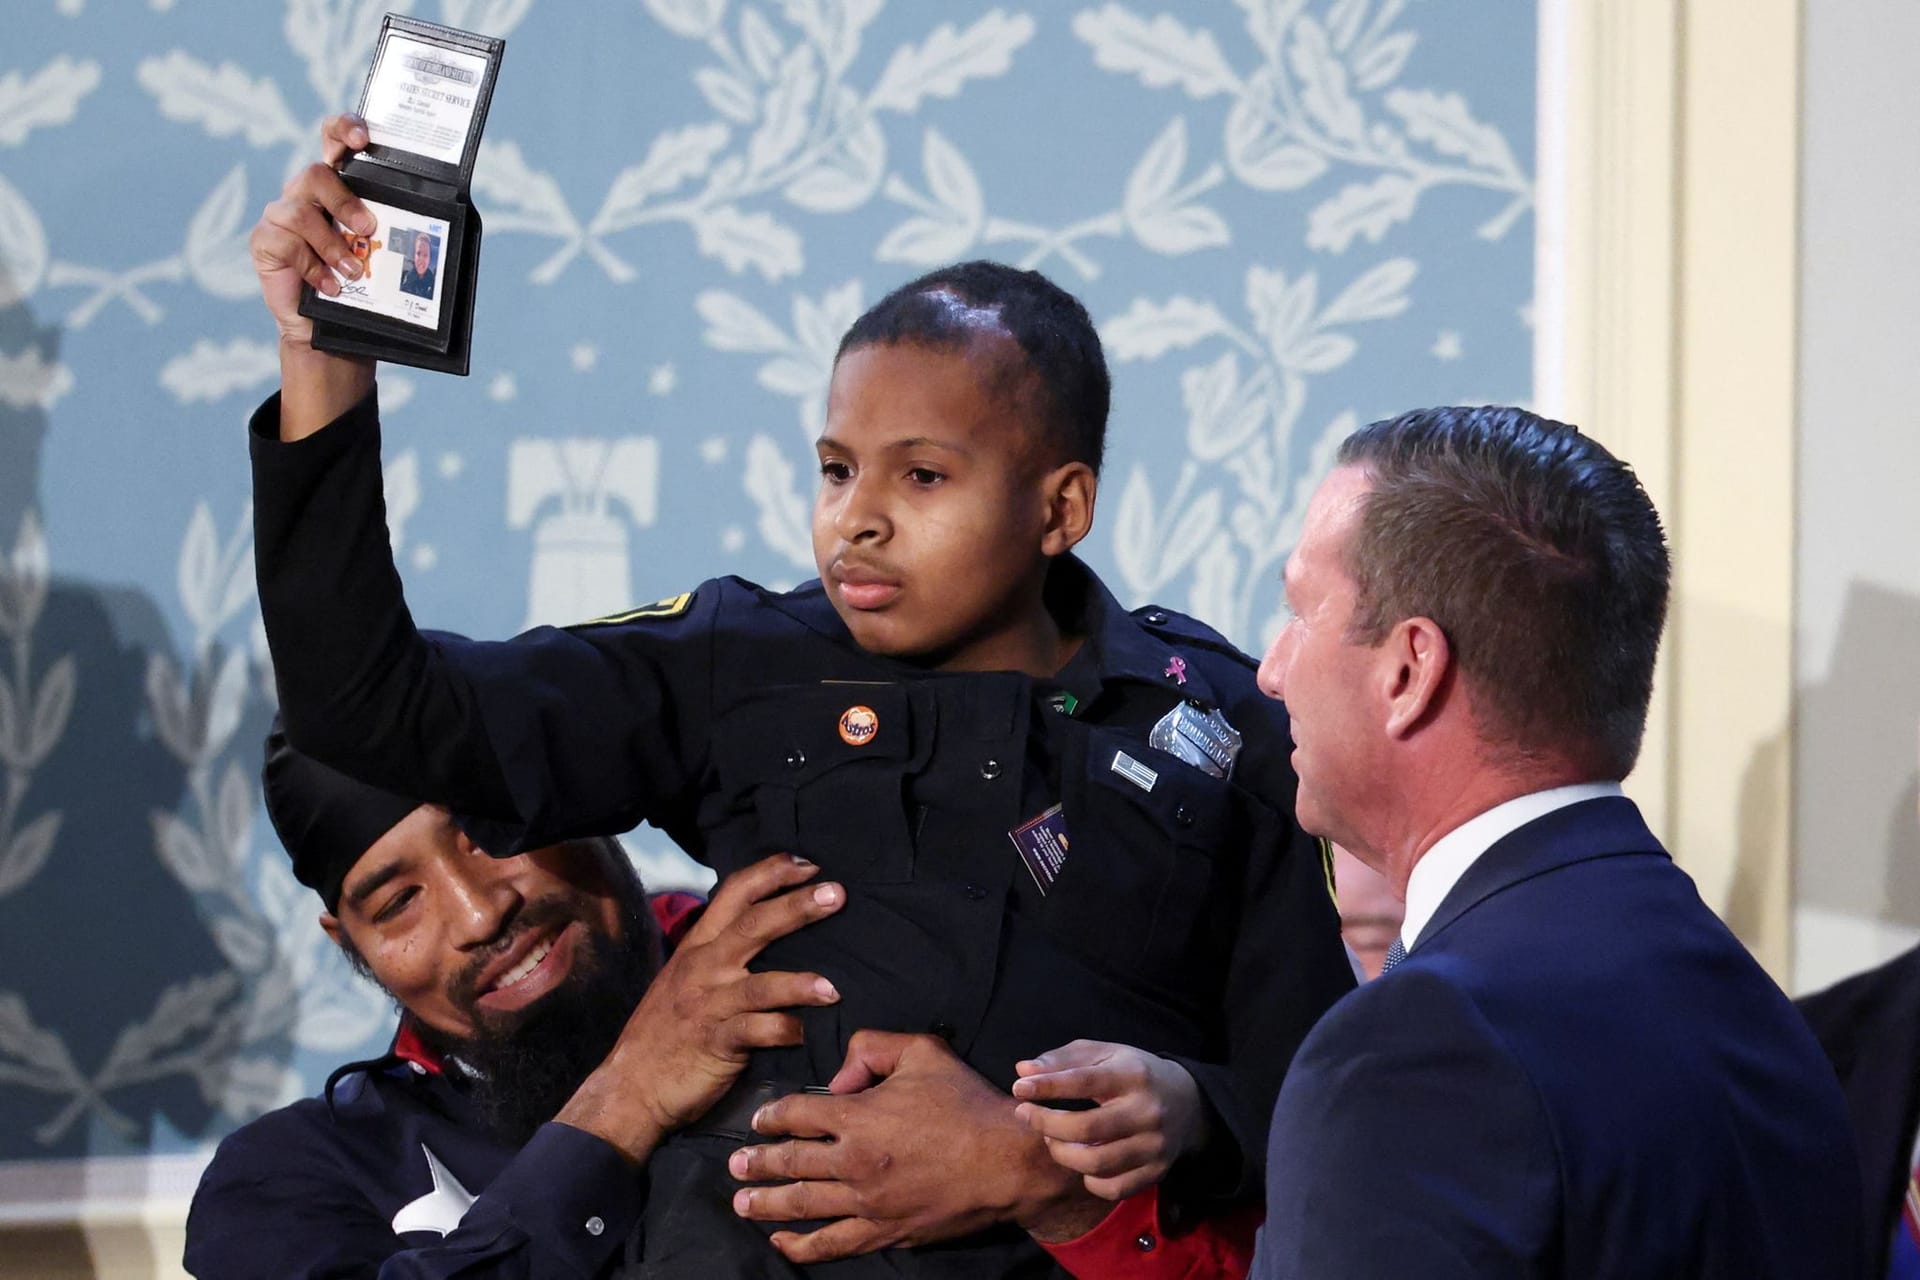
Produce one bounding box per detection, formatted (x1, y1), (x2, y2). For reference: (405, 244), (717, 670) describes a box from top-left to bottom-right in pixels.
(1009, 804), (1071, 894)
(1150, 702), (1243, 779)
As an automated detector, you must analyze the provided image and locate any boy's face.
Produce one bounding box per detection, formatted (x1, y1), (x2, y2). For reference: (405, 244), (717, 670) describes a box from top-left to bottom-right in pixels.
(813, 337), (1082, 672)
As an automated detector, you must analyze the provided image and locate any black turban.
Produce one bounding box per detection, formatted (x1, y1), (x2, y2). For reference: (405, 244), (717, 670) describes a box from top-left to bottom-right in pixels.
(261, 719), (420, 912)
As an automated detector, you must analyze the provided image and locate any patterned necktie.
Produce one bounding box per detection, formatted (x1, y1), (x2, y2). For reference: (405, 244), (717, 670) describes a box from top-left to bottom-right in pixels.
(1380, 937), (1407, 975)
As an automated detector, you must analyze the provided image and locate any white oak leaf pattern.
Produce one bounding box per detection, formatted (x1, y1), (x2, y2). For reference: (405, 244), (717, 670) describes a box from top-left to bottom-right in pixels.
(868, 11), (1036, 114)
(1073, 5), (1240, 98)
(0, 57), (102, 148)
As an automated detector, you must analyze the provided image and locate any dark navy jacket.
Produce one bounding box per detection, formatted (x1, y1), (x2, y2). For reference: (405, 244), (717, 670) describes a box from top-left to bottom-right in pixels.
(1255, 797), (1863, 1279)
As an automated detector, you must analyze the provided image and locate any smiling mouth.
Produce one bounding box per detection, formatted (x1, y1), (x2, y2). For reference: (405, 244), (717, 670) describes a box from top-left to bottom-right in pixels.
(492, 935), (555, 993)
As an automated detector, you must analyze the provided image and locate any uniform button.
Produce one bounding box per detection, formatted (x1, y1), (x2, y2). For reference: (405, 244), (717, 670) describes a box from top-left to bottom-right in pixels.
(979, 759), (1002, 780)
(1135, 1231), (1156, 1251)
(1174, 804), (1194, 829)
(964, 883), (988, 901)
(585, 1216), (605, 1237)
(1143, 609), (1168, 625)
(929, 1019), (956, 1041)
(785, 747), (806, 770)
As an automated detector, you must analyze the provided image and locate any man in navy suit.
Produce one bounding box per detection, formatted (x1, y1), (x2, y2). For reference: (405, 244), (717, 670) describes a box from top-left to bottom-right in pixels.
(1248, 406), (1862, 1277)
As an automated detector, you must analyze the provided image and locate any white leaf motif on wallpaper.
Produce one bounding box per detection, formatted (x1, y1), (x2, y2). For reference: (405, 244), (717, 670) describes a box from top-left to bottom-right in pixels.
(1286, 15), (1364, 143)
(285, 0), (392, 110)
(877, 129), (983, 265)
(0, 173), (50, 309)
(694, 205), (803, 280)
(215, 760), (253, 879)
(159, 339), (279, 404)
(868, 11), (1036, 114)
(1123, 117), (1229, 255)
(1353, 31), (1415, 91)
(437, 0), (536, 36)
(1318, 255), (1415, 324)
(1183, 352), (1267, 461)
(1114, 463), (1222, 596)
(0, 812), (59, 898)
(184, 166), (258, 299)
(1385, 89), (1517, 173)
(747, 47), (822, 179)
(1073, 5), (1240, 99)
(0, 510), (51, 642)
(697, 290), (794, 352)
(0, 347), (73, 412)
(0, 56), (102, 148)
(1234, 0), (1308, 57)
(597, 124), (732, 229)
(1307, 172), (1417, 253)
(744, 434), (816, 570)
(696, 67), (762, 125)
(213, 917), (272, 974)
(781, 0), (885, 76)
(25, 656), (74, 771)
(1224, 70), (1328, 191)
(741, 7), (787, 80)
(0, 993), (82, 1090)
(645, 0), (728, 41)
(152, 810), (227, 894)
(1102, 296), (1228, 360)
(136, 52), (303, 148)
(783, 87), (886, 213)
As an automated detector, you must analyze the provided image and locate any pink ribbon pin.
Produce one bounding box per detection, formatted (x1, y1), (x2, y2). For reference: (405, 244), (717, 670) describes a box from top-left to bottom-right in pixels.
(1164, 656), (1188, 685)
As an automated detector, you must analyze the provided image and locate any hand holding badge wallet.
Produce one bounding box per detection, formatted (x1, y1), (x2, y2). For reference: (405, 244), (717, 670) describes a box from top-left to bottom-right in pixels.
(298, 15), (505, 375)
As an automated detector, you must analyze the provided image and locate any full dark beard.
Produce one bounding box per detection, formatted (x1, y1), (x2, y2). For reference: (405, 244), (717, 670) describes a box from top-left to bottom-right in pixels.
(414, 892), (657, 1147)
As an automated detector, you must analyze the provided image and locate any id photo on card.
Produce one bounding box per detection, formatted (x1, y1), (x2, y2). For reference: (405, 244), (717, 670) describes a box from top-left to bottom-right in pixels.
(325, 198), (447, 331)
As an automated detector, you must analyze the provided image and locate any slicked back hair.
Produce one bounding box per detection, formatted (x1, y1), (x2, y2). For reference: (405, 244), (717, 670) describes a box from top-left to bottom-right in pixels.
(1335, 406), (1670, 779)
(836, 260), (1110, 475)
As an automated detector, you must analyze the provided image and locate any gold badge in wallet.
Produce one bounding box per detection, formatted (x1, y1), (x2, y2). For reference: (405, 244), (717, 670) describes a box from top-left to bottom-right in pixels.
(1150, 702), (1243, 778)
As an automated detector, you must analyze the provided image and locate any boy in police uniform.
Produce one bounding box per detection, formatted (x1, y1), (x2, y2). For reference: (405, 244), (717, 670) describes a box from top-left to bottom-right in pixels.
(246, 114), (1352, 1276)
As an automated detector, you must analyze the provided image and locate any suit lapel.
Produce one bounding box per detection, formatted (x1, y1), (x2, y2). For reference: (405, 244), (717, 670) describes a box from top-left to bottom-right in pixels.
(1417, 796), (1669, 948)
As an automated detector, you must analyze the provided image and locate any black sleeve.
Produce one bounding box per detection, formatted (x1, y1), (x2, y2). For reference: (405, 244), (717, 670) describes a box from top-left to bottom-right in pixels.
(250, 388), (716, 852)
(185, 1121), (646, 1279)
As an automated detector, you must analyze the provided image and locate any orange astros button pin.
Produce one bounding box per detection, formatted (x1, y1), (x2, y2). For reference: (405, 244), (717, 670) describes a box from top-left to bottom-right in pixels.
(838, 705), (879, 746)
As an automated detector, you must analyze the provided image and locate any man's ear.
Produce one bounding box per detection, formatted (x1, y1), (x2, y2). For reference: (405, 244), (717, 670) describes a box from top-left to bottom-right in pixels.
(1381, 616), (1451, 740)
(319, 911), (345, 949)
(1039, 461), (1097, 556)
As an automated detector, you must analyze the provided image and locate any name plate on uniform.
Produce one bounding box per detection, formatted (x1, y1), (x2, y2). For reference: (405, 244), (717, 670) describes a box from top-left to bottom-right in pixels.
(299, 14), (505, 375)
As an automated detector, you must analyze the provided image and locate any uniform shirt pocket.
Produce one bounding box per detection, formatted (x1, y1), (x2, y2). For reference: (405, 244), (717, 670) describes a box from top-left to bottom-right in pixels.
(1051, 728), (1240, 998)
(708, 682), (917, 878)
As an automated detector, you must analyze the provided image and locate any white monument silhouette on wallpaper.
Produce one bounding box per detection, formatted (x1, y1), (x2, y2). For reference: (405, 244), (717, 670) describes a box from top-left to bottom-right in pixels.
(508, 437), (659, 630)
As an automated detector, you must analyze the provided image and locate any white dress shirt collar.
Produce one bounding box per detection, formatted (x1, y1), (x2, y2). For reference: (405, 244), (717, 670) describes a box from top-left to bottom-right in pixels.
(1399, 782), (1624, 951)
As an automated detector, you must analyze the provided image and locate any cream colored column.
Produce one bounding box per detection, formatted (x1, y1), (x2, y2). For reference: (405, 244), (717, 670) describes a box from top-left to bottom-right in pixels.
(1537, 0), (1801, 977)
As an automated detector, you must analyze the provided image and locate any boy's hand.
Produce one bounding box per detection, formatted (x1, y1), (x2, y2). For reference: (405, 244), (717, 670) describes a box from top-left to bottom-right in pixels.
(1012, 1039), (1208, 1200)
(727, 1030), (1107, 1263)
(249, 113), (378, 438)
(250, 114), (376, 348)
(554, 853), (843, 1164)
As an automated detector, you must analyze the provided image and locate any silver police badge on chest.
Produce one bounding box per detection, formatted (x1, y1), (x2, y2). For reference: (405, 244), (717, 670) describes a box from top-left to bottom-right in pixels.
(1150, 701), (1242, 779)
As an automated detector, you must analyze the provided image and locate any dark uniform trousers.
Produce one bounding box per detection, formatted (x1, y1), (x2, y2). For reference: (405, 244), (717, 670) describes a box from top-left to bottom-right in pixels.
(252, 391), (1355, 1276)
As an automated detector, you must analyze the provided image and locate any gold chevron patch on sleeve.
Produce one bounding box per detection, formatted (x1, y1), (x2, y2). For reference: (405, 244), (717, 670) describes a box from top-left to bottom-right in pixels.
(580, 592), (694, 626)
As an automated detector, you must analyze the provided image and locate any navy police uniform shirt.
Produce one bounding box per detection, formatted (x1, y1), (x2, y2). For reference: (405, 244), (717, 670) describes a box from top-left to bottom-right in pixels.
(251, 389), (1354, 1206)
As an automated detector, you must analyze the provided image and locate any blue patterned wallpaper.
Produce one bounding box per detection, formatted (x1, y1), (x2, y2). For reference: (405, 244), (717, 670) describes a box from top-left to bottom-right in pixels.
(0, 0), (1534, 1164)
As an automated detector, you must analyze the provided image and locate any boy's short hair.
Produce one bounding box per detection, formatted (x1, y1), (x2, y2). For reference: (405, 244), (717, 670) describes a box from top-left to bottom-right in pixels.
(837, 260), (1110, 475)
